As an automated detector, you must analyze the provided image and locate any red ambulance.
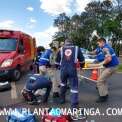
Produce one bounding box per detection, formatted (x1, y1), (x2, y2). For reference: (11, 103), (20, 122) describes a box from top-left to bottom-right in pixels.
(0, 30), (36, 81)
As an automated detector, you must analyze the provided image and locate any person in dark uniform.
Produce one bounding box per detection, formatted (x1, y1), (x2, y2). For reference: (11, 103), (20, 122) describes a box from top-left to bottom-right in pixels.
(55, 39), (85, 109)
(21, 73), (52, 105)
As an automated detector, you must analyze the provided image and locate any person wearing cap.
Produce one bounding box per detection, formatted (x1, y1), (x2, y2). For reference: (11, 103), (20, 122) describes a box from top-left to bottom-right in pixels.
(55, 38), (85, 109)
(89, 38), (119, 103)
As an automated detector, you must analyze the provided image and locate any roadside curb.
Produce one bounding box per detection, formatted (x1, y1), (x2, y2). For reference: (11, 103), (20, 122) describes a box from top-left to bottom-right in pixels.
(117, 72), (122, 74)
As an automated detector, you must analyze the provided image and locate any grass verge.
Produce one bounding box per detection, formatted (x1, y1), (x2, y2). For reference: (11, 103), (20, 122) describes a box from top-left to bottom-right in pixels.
(117, 64), (122, 72)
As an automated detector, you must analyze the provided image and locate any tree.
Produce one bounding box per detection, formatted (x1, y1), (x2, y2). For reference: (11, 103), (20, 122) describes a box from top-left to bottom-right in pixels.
(54, 13), (70, 38)
(52, 0), (122, 54)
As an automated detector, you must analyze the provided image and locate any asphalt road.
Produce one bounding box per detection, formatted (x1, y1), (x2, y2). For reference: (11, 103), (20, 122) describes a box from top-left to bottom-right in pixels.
(0, 71), (122, 122)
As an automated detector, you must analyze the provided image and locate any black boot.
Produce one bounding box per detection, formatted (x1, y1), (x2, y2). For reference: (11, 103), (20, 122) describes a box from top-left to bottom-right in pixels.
(59, 99), (65, 104)
(58, 95), (65, 104)
(96, 95), (108, 103)
(53, 92), (59, 98)
(55, 96), (65, 104)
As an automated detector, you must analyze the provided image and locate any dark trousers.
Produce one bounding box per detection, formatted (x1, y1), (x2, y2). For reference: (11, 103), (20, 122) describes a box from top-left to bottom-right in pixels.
(26, 79), (52, 101)
(60, 66), (78, 108)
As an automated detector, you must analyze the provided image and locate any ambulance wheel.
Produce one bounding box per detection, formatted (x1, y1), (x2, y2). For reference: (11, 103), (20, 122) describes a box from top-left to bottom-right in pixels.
(12, 68), (21, 81)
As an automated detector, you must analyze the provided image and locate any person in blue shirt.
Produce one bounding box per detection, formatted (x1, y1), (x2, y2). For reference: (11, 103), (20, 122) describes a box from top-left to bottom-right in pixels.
(38, 47), (61, 99)
(93, 38), (119, 103)
(35, 46), (45, 73)
(38, 49), (52, 75)
(89, 46), (105, 63)
(95, 47), (105, 62)
(39, 49), (52, 66)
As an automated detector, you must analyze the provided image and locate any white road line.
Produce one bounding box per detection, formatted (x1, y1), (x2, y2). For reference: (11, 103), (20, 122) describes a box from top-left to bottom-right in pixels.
(78, 75), (97, 83)
(11, 82), (18, 99)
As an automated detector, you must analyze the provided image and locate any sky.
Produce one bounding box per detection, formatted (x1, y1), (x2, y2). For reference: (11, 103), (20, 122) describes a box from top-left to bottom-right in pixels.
(0, 0), (98, 48)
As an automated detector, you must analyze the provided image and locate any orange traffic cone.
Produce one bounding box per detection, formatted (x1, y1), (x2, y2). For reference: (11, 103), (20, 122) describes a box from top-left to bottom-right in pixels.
(90, 69), (98, 80)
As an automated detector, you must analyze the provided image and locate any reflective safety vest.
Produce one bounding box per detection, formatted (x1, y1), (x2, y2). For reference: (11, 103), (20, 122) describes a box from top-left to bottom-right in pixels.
(35, 52), (43, 64)
(39, 49), (52, 66)
(95, 47), (105, 62)
(102, 44), (119, 67)
(60, 45), (79, 68)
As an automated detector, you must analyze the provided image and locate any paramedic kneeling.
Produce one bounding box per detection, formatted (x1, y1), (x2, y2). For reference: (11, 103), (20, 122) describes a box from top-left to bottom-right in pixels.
(22, 74), (52, 104)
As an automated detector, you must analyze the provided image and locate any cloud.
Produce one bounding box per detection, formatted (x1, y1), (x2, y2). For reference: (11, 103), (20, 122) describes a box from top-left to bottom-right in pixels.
(0, 20), (23, 31)
(26, 6), (34, 12)
(40, 0), (72, 16)
(0, 20), (30, 34)
(40, 0), (95, 16)
(26, 18), (37, 29)
(75, 0), (92, 13)
(0, 20), (15, 29)
(30, 18), (37, 23)
(28, 24), (35, 29)
(33, 26), (58, 48)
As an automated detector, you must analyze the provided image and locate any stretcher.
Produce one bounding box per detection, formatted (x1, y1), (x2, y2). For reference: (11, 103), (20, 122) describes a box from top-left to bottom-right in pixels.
(78, 66), (104, 83)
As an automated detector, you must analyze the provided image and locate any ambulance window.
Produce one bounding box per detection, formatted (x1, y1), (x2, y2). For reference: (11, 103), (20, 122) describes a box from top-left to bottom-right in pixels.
(18, 40), (24, 54)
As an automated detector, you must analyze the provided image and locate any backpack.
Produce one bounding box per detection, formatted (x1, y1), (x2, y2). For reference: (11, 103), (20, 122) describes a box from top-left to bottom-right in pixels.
(42, 115), (70, 122)
(6, 108), (37, 122)
(41, 108), (71, 122)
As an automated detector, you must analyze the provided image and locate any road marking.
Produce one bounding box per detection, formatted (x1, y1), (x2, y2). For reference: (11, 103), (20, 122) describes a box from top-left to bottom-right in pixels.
(78, 75), (97, 83)
(11, 82), (18, 99)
